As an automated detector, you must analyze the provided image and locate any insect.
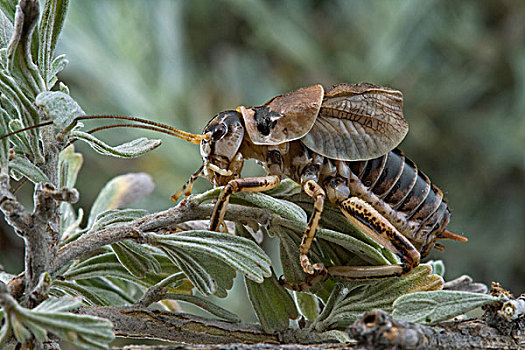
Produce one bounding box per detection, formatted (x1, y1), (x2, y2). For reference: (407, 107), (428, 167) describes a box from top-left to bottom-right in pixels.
(3, 82), (468, 289)
(169, 82), (468, 289)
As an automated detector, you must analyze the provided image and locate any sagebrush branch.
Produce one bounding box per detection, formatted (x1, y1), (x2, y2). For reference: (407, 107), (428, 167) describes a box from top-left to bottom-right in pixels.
(51, 199), (273, 274)
(76, 306), (283, 344)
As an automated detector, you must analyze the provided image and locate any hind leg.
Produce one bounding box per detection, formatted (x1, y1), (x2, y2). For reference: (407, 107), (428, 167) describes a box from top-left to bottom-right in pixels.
(283, 196), (420, 291)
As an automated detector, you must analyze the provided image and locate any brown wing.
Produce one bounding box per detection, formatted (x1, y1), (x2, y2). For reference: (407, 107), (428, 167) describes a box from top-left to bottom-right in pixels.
(239, 84), (324, 145)
(300, 83), (408, 161)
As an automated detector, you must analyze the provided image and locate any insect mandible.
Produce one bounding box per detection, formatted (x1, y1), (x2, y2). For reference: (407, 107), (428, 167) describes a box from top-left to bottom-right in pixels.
(167, 82), (468, 290)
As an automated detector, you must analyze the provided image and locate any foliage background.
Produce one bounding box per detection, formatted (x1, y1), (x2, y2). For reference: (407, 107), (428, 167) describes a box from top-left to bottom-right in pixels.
(1, 0), (523, 315)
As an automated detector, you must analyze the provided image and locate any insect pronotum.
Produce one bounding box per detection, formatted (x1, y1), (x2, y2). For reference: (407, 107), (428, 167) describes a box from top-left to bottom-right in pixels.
(3, 82), (467, 290)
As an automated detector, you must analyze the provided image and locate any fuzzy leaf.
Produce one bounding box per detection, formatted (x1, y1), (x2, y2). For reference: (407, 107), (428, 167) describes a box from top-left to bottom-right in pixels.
(311, 264), (444, 331)
(17, 302), (114, 349)
(264, 178), (302, 198)
(150, 230), (272, 284)
(70, 130), (161, 159)
(427, 260), (446, 277)
(9, 155), (49, 183)
(7, 119), (33, 156)
(316, 227), (397, 265)
(35, 91), (84, 128)
(10, 313), (31, 344)
(0, 311), (10, 345)
(33, 295), (82, 313)
(111, 240), (161, 278)
(38, 0), (69, 86)
(163, 293), (241, 322)
(295, 292), (320, 321)
(88, 172), (154, 227)
(75, 279), (135, 305)
(0, 107), (9, 170)
(52, 280), (109, 306)
(58, 144), (82, 188)
(0, 7), (13, 49)
(64, 252), (181, 288)
(49, 53), (67, 78)
(392, 290), (498, 324)
(234, 191), (307, 223)
(6, 0), (45, 96)
(245, 274), (298, 333)
(158, 247), (236, 297)
(0, 1), (16, 22)
(90, 208), (147, 232)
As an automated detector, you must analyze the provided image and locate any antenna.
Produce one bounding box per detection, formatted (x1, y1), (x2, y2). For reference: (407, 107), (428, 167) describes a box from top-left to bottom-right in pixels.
(0, 115), (211, 144)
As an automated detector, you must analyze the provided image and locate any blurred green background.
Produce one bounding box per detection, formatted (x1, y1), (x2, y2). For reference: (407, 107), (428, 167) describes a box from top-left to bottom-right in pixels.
(1, 0), (524, 303)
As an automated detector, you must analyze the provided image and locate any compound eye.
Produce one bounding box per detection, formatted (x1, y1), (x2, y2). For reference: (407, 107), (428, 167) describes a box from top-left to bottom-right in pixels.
(211, 123), (227, 141)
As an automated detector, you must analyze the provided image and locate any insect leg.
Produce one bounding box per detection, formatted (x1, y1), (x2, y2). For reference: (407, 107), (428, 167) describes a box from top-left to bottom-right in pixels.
(299, 180), (327, 275)
(171, 165), (204, 202)
(329, 196), (421, 279)
(209, 175), (281, 233)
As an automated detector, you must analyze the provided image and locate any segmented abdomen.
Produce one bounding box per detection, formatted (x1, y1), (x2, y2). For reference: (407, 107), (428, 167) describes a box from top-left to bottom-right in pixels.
(344, 149), (450, 256)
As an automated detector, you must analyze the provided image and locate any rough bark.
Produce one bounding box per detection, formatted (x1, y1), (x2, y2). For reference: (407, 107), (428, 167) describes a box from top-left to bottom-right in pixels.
(77, 302), (525, 350)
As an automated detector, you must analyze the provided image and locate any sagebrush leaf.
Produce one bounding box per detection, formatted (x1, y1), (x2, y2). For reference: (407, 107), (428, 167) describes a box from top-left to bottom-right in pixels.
(245, 273), (298, 333)
(70, 130), (161, 159)
(392, 290), (498, 324)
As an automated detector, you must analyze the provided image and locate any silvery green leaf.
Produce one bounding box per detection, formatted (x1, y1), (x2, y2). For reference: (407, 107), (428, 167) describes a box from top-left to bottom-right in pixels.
(0, 107), (9, 169)
(150, 230), (272, 284)
(10, 313), (31, 344)
(8, 119), (32, 156)
(9, 155), (49, 183)
(70, 130), (161, 159)
(245, 273), (298, 333)
(53, 279), (131, 306)
(60, 205), (82, 241)
(160, 247), (216, 295)
(38, 0), (69, 86)
(64, 252), (185, 295)
(52, 280), (108, 306)
(58, 144), (82, 188)
(59, 80), (68, 93)
(90, 208), (147, 232)
(33, 296), (82, 313)
(290, 192), (378, 245)
(158, 248), (236, 298)
(49, 54), (67, 78)
(316, 227), (396, 265)
(76, 279), (135, 306)
(234, 191), (307, 223)
(0, 310), (10, 345)
(0, 1), (16, 23)
(163, 293), (240, 322)
(17, 302), (114, 349)
(7, 0), (45, 95)
(64, 253), (134, 281)
(35, 91), (84, 129)
(295, 292), (319, 321)
(87, 172), (154, 227)
(279, 229), (306, 284)
(306, 330), (352, 343)
(427, 260), (445, 277)
(20, 318), (47, 341)
(111, 240), (161, 278)
(311, 264), (444, 331)
(0, 8), (13, 49)
(264, 178), (302, 198)
(392, 290), (498, 324)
